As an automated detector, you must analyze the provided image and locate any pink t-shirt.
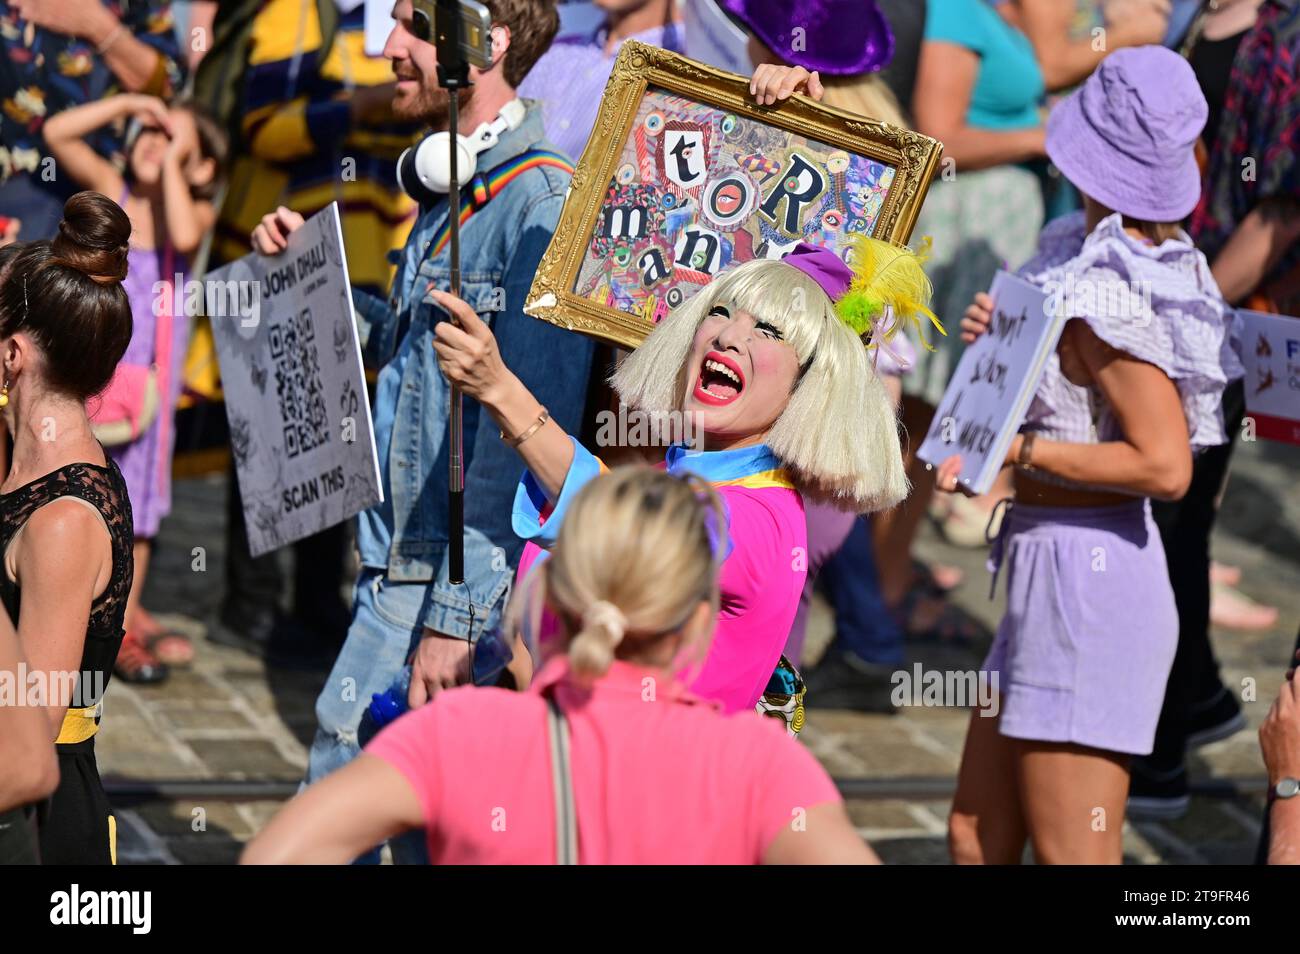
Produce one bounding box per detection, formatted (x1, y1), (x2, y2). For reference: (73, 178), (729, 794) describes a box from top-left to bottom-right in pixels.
(365, 657), (841, 864)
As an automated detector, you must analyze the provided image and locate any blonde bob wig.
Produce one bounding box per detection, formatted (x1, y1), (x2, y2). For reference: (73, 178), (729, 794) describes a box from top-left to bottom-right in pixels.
(611, 258), (908, 514)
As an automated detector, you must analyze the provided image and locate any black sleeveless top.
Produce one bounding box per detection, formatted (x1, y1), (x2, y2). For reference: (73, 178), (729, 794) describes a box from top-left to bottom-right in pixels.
(0, 461), (134, 703)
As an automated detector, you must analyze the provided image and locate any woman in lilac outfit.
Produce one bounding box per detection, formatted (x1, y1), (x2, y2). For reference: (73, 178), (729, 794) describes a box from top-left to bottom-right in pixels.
(934, 47), (1242, 864)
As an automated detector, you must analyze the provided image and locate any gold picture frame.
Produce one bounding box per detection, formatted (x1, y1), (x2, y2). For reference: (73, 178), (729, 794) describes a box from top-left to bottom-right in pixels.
(525, 40), (943, 350)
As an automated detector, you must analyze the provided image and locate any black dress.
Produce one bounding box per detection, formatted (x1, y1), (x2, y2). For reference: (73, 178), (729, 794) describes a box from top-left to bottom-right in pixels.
(0, 461), (133, 865)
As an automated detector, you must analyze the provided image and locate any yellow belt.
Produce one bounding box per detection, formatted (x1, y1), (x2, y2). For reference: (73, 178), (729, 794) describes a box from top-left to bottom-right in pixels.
(56, 703), (102, 745)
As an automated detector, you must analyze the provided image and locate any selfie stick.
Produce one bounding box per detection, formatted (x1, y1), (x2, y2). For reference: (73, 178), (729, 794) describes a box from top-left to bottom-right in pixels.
(434, 0), (469, 585)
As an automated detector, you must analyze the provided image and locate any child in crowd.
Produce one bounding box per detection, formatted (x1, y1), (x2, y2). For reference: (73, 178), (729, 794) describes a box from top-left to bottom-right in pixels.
(44, 93), (228, 683)
(934, 46), (1243, 863)
(243, 467), (876, 864)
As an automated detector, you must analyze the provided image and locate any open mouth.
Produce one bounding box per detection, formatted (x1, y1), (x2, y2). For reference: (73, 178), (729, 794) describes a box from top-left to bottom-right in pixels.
(693, 351), (745, 406)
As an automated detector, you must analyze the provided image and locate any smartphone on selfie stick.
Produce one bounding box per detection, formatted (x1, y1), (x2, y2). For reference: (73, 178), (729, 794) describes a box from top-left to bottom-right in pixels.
(412, 0), (493, 586)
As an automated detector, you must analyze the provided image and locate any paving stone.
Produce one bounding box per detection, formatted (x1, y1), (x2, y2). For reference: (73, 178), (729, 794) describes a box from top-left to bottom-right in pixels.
(131, 801), (258, 840)
(156, 706), (258, 733)
(237, 800), (296, 831)
(128, 668), (231, 703)
(846, 799), (932, 832)
(167, 836), (244, 865)
(1159, 798), (1260, 850)
(98, 716), (206, 779)
(872, 836), (951, 865)
(185, 739), (303, 779)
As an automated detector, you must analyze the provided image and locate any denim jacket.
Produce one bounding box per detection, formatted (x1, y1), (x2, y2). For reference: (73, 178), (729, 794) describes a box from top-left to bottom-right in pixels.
(351, 101), (593, 639)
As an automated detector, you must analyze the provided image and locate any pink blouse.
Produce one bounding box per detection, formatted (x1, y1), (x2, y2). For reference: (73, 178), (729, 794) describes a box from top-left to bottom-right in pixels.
(512, 440), (808, 713)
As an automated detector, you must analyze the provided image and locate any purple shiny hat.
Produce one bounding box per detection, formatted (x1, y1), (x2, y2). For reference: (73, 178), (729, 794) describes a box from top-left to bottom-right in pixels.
(783, 242), (851, 299)
(718, 0), (895, 76)
(1046, 46), (1207, 222)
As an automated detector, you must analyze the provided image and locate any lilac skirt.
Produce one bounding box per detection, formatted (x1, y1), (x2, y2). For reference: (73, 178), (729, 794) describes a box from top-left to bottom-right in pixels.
(983, 499), (1177, 756)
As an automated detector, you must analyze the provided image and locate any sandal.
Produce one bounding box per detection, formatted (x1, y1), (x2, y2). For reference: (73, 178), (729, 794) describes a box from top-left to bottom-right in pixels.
(113, 629), (169, 684)
(134, 607), (195, 667)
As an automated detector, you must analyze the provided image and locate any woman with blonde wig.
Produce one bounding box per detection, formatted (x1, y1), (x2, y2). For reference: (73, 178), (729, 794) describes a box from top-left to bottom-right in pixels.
(429, 231), (937, 729)
(244, 468), (876, 864)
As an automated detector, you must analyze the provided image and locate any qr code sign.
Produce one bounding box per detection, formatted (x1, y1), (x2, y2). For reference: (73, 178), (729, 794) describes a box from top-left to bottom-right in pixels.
(269, 308), (331, 459)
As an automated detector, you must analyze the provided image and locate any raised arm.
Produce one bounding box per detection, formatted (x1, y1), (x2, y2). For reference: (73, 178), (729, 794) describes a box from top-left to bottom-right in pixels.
(1008, 320), (1192, 499)
(158, 109), (216, 256)
(42, 94), (168, 198)
(431, 290), (577, 499)
(912, 41), (1045, 171)
(241, 754), (423, 864)
(1018, 0), (1171, 93)
(94, 0), (181, 96)
(16, 0), (180, 96)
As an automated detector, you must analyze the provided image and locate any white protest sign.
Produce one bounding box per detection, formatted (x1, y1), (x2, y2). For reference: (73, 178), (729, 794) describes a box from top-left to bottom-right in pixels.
(917, 271), (1064, 494)
(1239, 309), (1300, 446)
(206, 203), (382, 557)
(364, 0), (395, 56)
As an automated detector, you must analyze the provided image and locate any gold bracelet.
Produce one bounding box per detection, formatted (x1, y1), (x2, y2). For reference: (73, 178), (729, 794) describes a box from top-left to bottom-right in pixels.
(502, 407), (549, 448)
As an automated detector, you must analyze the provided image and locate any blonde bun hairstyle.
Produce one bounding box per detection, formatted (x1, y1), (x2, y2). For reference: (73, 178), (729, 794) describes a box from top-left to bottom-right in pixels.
(544, 467), (726, 682)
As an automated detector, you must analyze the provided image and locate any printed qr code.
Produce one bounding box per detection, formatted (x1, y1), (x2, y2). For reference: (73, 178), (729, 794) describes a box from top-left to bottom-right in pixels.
(269, 308), (331, 459)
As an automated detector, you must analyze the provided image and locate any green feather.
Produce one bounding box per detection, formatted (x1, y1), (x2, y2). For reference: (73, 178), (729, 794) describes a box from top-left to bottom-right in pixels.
(835, 289), (884, 335)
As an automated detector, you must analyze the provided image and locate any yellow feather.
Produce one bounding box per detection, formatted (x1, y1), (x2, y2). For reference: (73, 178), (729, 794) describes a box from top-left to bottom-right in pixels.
(839, 232), (945, 351)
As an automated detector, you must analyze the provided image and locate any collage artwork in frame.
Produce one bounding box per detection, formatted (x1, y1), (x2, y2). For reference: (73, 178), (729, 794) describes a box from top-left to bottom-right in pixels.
(573, 85), (900, 326)
(526, 41), (943, 349)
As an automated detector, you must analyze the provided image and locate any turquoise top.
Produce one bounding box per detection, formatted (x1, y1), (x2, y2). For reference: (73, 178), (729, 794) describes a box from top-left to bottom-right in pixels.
(924, 0), (1045, 131)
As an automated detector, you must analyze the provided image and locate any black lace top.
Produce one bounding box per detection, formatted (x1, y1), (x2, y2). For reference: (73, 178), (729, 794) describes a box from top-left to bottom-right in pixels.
(0, 461), (134, 704)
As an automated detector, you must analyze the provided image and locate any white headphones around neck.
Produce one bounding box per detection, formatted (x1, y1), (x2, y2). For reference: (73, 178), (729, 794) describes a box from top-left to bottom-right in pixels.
(397, 98), (527, 205)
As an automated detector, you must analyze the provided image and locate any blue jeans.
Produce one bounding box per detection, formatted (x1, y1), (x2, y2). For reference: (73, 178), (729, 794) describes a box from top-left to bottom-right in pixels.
(820, 516), (904, 666)
(308, 566), (433, 863)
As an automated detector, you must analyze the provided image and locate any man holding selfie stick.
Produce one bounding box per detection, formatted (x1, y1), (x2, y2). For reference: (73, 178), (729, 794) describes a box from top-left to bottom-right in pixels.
(252, 0), (591, 853)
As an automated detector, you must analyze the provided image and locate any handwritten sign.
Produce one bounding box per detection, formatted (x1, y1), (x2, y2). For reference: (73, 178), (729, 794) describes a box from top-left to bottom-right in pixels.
(206, 203), (382, 557)
(1240, 309), (1300, 446)
(917, 271), (1064, 494)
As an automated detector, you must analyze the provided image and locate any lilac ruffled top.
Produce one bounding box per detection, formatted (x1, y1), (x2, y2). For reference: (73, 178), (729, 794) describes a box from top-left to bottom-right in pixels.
(1016, 213), (1242, 476)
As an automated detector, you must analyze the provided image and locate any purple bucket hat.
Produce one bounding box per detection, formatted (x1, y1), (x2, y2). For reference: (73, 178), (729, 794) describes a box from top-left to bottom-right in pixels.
(718, 0), (895, 76)
(1046, 46), (1208, 222)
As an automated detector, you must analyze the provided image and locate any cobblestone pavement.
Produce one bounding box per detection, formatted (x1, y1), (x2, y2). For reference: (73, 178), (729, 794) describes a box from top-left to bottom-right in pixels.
(100, 437), (1300, 864)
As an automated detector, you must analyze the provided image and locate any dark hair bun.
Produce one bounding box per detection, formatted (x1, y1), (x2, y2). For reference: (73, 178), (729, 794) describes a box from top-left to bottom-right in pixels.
(50, 191), (130, 283)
